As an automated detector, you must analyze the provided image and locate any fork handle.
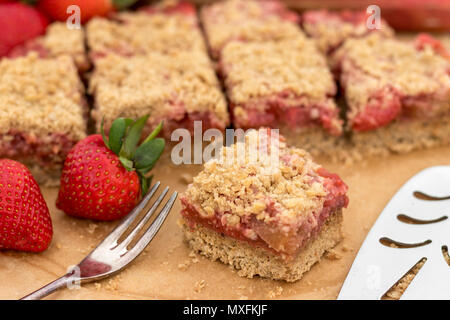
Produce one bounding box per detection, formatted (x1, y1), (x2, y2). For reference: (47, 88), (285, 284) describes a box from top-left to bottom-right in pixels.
(20, 274), (72, 300)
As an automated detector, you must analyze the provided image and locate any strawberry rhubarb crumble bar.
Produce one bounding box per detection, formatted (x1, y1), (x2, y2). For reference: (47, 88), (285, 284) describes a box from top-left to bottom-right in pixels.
(180, 130), (349, 282)
(7, 22), (90, 73)
(332, 33), (450, 156)
(89, 51), (228, 139)
(200, 0), (301, 59)
(219, 37), (343, 157)
(302, 10), (393, 54)
(87, 1), (229, 138)
(0, 54), (87, 185)
(86, 1), (206, 61)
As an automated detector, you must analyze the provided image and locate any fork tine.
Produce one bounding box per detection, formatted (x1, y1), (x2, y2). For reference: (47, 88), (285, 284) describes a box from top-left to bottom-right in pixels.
(114, 186), (169, 252)
(100, 182), (161, 248)
(121, 191), (177, 262)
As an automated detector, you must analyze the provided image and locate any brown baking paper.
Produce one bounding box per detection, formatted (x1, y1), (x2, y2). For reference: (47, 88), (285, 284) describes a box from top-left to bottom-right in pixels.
(1, 146), (450, 300)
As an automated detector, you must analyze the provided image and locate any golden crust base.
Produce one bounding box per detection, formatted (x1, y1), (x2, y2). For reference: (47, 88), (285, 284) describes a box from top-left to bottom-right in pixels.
(182, 210), (343, 282)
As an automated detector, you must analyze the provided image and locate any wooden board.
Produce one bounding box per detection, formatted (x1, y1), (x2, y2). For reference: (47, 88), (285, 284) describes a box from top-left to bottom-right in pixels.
(1, 146), (450, 300)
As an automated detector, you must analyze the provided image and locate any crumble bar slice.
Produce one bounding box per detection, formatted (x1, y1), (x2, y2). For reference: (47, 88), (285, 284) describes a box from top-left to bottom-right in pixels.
(302, 10), (393, 54)
(89, 51), (229, 138)
(0, 54), (87, 185)
(332, 33), (450, 156)
(201, 0), (302, 59)
(180, 129), (349, 282)
(8, 22), (90, 73)
(219, 38), (343, 157)
(86, 1), (206, 61)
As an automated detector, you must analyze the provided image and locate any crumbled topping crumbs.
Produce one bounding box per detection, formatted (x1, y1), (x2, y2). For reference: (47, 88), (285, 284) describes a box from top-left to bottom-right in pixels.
(324, 249), (342, 260)
(266, 286), (283, 298)
(180, 173), (194, 185)
(194, 280), (207, 293)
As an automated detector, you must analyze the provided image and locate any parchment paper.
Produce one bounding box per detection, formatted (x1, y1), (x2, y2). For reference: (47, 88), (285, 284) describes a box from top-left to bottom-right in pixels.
(1, 146), (450, 300)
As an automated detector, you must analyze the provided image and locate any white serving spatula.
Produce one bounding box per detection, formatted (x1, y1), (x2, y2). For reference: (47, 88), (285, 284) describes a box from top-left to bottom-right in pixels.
(338, 166), (450, 300)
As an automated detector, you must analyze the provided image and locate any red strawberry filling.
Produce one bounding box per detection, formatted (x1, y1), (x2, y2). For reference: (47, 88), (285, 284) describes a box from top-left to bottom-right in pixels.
(231, 93), (342, 136)
(414, 33), (450, 60)
(0, 131), (77, 168)
(102, 110), (226, 141)
(157, 111), (227, 138)
(181, 167), (348, 260)
(351, 86), (403, 131)
(7, 39), (49, 59)
(350, 85), (450, 132)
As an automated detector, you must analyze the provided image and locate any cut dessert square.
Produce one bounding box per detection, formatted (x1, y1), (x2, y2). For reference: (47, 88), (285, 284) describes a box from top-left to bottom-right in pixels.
(0, 53), (87, 185)
(180, 129), (349, 282)
(331, 33), (450, 156)
(89, 51), (229, 139)
(7, 22), (90, 73)
(200, 0), (302, 59)
(302, 10), (394, 54)
(86, 1), (206, 61)
(219, 37), (343, 157)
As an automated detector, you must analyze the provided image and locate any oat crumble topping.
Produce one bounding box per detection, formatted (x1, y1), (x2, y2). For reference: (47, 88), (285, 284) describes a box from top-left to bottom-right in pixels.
(220, 38), (336, 107)
(86, 10), (206, 57)
(40, 22), (88, 69)
(8, 22), (89, 72)
(302, 10), (394, 54)
(89, 51), (228, 127)
(333, 33), (450, 121)
(183, 130), (327, 227)
(0, 54), (86, 141)
(201, 0), (302, 58)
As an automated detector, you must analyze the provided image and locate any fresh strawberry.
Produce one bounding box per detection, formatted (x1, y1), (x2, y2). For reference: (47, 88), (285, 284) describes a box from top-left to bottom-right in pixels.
(0, 3), (49, 57)
(0, 159), (53, 252)
(57, 116), (165, 221)
(39, 0), (138, 24)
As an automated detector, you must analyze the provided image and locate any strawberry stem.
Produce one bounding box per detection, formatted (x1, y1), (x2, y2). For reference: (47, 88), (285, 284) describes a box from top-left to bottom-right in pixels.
(113, 0), (139, 10)
(101, 116), (165, 196)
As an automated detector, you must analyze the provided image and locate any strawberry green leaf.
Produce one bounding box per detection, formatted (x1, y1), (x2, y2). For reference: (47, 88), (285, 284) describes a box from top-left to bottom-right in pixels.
(140, 176), (149, 195)
(108, 118), (129, 155)
(113, 0), (139, 10)
(119, 156), (134, 172)
(134, 138), (165, 170)
(20, 0), (39, 5)
(142, 121), (164, 144)
(137, 166), (154, 176)
(121, 115), (149, 159)
(100, 118), (110, 149)
(139, 175), (153, 196)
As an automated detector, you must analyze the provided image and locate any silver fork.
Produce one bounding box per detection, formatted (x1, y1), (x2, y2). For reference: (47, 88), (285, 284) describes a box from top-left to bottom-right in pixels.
(21, 182), (177, 300)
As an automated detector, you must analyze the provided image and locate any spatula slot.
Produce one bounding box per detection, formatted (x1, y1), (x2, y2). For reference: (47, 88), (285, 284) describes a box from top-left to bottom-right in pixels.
(381, 257), (427, 300)
(442, 246), (450, 267)
(413, 191), (450, 201)
(379, 237), (432, 249)
(396, 214), (448, 225)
